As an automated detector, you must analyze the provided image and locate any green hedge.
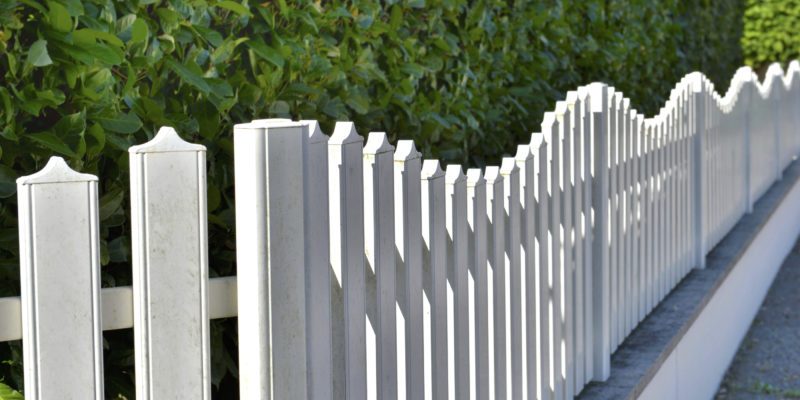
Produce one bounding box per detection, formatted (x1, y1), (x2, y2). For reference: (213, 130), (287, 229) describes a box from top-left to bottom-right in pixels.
(0, 0), (743, 397)
(742, 0), (800, 71)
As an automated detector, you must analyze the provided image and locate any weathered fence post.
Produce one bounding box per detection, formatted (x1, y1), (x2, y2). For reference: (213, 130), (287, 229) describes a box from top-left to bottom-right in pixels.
(234, 120), (311, 398)
(17, 157), (103, 400)
(129, 127), (210, 400)
(588, 82), (611, 381)
(691, 74), (707, 269)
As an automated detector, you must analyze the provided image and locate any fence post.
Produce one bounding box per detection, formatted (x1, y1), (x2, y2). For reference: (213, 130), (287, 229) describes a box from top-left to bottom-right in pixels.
(328, 122), (368, 399)
(587, 82), (611, 381)
(515, 144), (538, 398)
(466, 168), (489, 400)
(394, 141), (424, 400)
(445, 165), (469, 400)
(129, 127), (210, 400)
(363, 132), (396, 399)
(530, 132), (551, 400)
(234, 120), (311, 398)
(17, 157), (103, 400)
(501, 156), (522, 400)
(691, 75), (707, 269)
(299, 120), (334, 400)
(421, 159), (448, 400)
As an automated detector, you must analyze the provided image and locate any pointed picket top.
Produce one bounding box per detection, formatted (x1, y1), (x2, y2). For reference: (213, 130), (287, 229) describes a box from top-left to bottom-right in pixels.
(586, 82), (608, 113)
(129, 126), (205, 154)
(541, 112), (556, 134)
(17, 156), (97, 185)
(445, 165), (465, 185)
(622, 97), (630, 111)
(394, 140), (422, 162)
(515, 145), (532, 163)
(466, 168), (485, 188)
(364, 132), (394, 155)
(299, 120), (328, 144)
(330, 121), (363, 145)
(483, 166), (501, 186)
(687, 71), (704, 93)
(529, 132), (546, 152)
(788, 60), (800, 75)
(499, 157), (519, 177)
(554, 100), (568, 117)
(421, 159), (444, 181)
(566, 90), (578, 105)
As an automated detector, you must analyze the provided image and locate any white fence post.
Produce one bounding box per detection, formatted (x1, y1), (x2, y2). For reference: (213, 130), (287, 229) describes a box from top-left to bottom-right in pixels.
(329, 122), (368, 399)
(234, 120), (311, 398)
(129, 127), (210, 400)
(501, 156), (522, 399)
(17, 157), (103, 400)
(515, 144), (537, 399)
(531, 132), (552, 400)
(394, 141), (425, 400)
(466, 169), (490, 400)
(363, 132), (397, 400)
(692, 76), (707, 269)
(300, 120), (334, 400)
(445, 165), (469, 400)
(588, 82), (611, 381)
(421, 160), (448, 400)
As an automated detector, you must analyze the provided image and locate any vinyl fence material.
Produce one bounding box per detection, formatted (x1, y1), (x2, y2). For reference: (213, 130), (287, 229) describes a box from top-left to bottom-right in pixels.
(3, 62), (800, 400)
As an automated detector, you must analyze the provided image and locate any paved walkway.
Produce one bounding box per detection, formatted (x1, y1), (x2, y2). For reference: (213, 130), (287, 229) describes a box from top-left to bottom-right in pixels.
(716, 238), (800, 399)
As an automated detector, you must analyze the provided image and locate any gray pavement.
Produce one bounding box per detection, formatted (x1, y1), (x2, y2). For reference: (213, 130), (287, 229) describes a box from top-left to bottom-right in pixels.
(716, 238), (800, 399)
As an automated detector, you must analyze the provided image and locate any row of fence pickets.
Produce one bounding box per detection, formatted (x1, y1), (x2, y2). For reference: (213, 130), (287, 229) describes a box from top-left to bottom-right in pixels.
(4, 61), (800, 400)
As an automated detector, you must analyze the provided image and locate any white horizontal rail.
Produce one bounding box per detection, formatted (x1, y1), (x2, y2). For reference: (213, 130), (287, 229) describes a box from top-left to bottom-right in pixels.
(0, 276), (237, 342)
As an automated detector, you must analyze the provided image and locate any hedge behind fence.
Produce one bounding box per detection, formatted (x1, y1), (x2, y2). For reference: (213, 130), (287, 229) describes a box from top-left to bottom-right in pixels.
(742, 0), (800, 71)
(0, 0), (743, 397)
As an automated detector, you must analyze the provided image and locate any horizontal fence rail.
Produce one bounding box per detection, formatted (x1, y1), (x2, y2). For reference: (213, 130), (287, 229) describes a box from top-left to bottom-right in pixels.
(1, 61), (800, 399)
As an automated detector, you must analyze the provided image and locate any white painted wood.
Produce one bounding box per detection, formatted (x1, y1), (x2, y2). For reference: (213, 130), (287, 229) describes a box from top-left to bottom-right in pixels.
(445, 165), (469, 400)
(300, 120), (334, 400)
(129, 127), (210, 400)
(363, 132), (397, 400)
(501, 156), (522, 400)
(692, 77), (707, 269)
(421, 159), (448, 400)
(542, 111), (564, 399)
(588, 82), (611, 381)
(485, 165), (506, 400)
(394, 141), (425, 400)
(515, 144), (537, 400)
(569, 91), (587, 393)
(17, 157), (103, 400)
(531, 133), (552, 400)
(558, 97), (576, 400)
(234, 120), (310, 399)
(329, 122), (368, 399)
(466, 169), (490, 400)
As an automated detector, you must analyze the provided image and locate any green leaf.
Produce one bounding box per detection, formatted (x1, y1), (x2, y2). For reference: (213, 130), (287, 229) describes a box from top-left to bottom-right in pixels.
(47, 1), (72, 32)
(131, 18), (149, 44)
(29, 132), (77, 157)
(216, 1), (252, 17)
(0, 164), (17, 199)
(27, 40), (52, 67)
(165, 59), (212, 93)
(99, 189), (124, 221)
(247, 39), (284, 68)
(95, 112), (142, 134)
(0, 382), (24, 400)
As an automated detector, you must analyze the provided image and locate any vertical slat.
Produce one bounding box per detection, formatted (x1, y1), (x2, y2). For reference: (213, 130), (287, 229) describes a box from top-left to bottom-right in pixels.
(501, 157), (523, 399)
(516, 145), (537, 399)
(543, 111), (564, 398)
(363, 132), (397, 400)
(624, 103), (634, 337)
(588, 82), (611, 381)
(18, 157), (103, 400)
(531, 133), (552, 399)
(445, 165), (469, 400)
(300, 120), (333, 400)
(394, 141), (424, 400)
(421, 160), (448, 400)
(329, 122), (367, 399)
(571, 92), (587, 393)
(608, 92), (619, 350)
(557, 98), (575, 399)
(129, 127), (209, 400)
(466, 169), (490, 400)
(234, 120), (310, 399)
(580, 86), (594, 386)
(692, 76), (707, 269)
(485, 166), (507, 400)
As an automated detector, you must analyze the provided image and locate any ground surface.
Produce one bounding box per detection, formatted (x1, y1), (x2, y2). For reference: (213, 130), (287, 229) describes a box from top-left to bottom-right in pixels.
(716, 239), (800, 399)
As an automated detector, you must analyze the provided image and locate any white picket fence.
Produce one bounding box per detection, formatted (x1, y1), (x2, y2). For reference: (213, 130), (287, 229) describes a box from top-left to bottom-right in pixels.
(1, 61), (799, 400)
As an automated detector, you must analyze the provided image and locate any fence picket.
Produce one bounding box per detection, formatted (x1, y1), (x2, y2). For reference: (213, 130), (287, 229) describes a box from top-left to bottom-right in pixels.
(129, 127), (210, 400)
(515, 144), (537, 399)
(445, 165), (469, 400)
(466, 169), (490, 400)
(485, 165), (507, 399)
(501, 157), (522, 399)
